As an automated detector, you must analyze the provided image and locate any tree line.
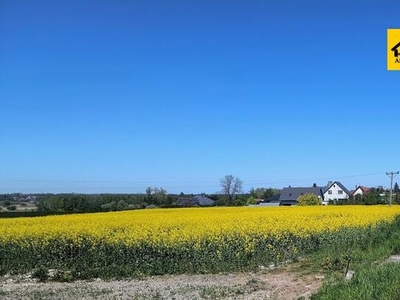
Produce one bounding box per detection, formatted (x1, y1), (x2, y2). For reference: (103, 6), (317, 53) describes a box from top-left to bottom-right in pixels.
(29, 175), (277, 213)
(35, 191), (176, 213)
(4, 174), (394, 214)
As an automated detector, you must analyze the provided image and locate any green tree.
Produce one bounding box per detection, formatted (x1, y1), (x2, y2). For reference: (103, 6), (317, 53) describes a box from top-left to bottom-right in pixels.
(117, 200), (127, 210)
(145, 187), (169, 206)
(246, 196), (257, 205)
(7, 205), (17, 211)
(394, 182), (400, 204)
(101, 201), (117, 211)
(363, 188), (385, 205)
(249, 187), (277, 199)
(297, 193), (321, 206)
(37, 195), (63, 212)
(355, 194), (363, 204)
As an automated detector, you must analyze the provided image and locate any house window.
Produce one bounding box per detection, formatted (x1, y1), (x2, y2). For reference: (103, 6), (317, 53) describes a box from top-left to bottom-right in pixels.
(328, 190), (332, 195)
(338, 190), (343, 195)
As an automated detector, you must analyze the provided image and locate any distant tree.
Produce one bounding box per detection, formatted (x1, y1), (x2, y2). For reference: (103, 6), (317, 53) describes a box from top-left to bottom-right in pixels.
(394, 182), (400, 204)
(353, 194), (363, 205)
(145, 187), (169, 206)
(145, 187), (153, 203)
(37, 195), (63, 212)
(363, 188), (385, 205)
(249, 187), (277, 199)
(394, 182), (399, 193)
(220, 175), (243, 205)
(264, 188), (278, 199)
(234, 195), (247, 206)
(101, 201), (117, 211)
(117, 200), (128, 210)
(297, 193), (321, 206)
(63, 194), (87, 212)
(7, 205), (17, 211)
(246, 196), (257, 206)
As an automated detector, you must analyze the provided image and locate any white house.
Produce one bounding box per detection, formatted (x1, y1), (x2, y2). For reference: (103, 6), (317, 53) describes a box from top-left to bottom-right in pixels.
(352, 186), (370, 196)
(323, 181), (351, 204)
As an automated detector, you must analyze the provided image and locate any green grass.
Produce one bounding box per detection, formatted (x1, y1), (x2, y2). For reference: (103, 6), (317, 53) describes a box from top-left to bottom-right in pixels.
(311, 264), (400, 300)
(307, 219), (400, 299)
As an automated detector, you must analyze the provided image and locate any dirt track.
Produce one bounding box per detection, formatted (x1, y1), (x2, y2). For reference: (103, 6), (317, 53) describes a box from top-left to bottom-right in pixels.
(0, 270), (323, 299)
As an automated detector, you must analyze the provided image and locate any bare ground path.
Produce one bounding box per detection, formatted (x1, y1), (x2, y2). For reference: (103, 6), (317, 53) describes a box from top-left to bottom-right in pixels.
(0, 269), (323, 300)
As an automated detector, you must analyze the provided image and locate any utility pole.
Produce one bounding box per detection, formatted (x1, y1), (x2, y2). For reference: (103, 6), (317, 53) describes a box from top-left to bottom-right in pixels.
(386, 171), (399, 206)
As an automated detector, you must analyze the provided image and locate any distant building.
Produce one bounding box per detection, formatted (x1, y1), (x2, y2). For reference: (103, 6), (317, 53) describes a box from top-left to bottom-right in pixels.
(176, 195), (215, 206)
(279, 187), (324, 206)
(323, 181), (351, 204)
(258, 194), (281, 207)
(352, 186), (370, 196)
(259, 181), (353, 206)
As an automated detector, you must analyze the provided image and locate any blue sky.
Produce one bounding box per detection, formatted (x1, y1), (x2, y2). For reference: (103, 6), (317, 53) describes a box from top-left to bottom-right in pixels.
(1, 1), (400, 194)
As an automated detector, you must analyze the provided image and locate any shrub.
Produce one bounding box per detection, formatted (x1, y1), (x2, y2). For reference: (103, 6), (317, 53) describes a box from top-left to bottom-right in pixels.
(297, 193), (321, 206)
(32, 266), (49, 282)
(246, 197), (257, 206)
(53, 270), (74, 282)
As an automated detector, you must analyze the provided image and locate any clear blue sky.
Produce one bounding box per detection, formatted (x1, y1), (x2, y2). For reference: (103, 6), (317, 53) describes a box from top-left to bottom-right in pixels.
(1, 1), (400, 194)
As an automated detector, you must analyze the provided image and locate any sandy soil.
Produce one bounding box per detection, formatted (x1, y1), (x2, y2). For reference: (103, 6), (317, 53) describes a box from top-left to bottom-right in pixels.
(0, 269), (323, 300)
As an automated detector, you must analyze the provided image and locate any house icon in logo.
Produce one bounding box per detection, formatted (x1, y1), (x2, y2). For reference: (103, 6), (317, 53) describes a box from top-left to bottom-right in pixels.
(392, 42), (400, 57)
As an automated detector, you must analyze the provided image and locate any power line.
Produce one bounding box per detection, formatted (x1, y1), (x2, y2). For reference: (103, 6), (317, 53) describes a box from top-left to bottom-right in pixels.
(240, 171), (385, 184)
(1, 171), (386, 185)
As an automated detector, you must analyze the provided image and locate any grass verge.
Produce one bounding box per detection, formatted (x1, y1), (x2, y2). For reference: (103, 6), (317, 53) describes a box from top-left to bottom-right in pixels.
(307, 218), (400, 299)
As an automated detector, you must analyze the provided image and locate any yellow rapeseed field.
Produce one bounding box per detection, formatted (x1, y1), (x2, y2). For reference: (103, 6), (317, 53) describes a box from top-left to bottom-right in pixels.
(1, 206), (399, 247)
(1, 206), (400, 277)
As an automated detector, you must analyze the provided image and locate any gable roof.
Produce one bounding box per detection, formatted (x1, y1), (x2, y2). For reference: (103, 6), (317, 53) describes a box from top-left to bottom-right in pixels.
(177, 195), (215, 206)
(352, 186), (370, 195)
(324, 181), (351, 196)
(261, 194), (281, 203)
(176, 197), (197, 206)
(192, 195), (215, 206)
(279, 187), (323, 204)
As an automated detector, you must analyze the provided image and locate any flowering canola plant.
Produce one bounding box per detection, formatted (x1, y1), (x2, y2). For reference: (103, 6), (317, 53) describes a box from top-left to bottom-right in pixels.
(1, 206), (399, 276)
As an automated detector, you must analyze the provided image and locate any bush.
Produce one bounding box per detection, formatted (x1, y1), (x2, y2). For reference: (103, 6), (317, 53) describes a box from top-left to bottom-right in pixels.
(297, 193), (321, 206)
(246, 197), (257, 206)
(32, 266), (49, 282)
(53, 270), (74, 282)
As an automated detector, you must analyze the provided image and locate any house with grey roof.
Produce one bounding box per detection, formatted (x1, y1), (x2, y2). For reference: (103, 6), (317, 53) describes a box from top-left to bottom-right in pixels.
(258, 194), (281, 206)
(192, 195), (215, 206)
(176, 197), (197, 206)
(322, 181), (350, 204)
(279, 187), (324, 206)
(176, 195), (215, 206)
